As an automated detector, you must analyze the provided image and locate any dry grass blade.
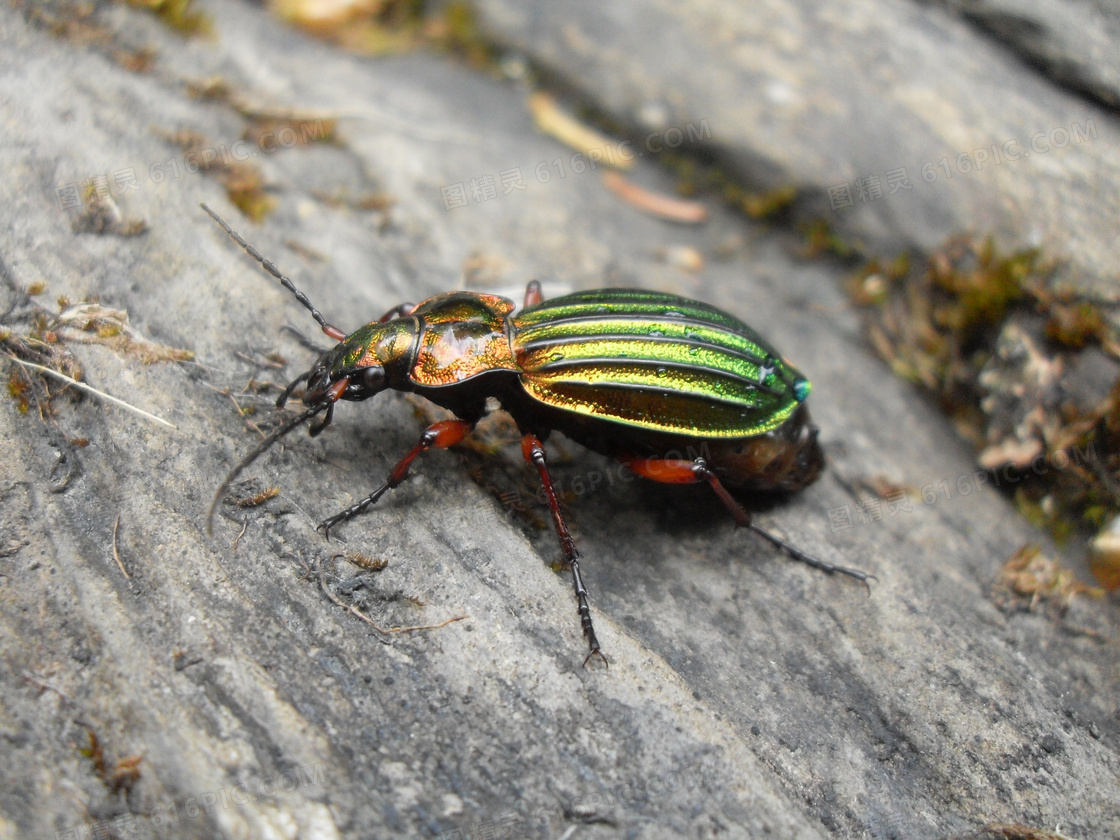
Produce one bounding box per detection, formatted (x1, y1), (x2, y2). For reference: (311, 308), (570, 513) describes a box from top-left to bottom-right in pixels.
(6, 356), (176, 429)
(528, 92), (633, 170)
(111, 513), (130, 579)
(601, 170), (707, 223)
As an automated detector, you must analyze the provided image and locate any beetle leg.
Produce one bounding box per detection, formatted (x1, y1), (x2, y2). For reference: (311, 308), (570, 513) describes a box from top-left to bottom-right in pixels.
(378, 302), (415, 322)
(280, 324), (332, 355)
(317, 419), (474, 538)
(523, 280), (543, 308)
(275, 371), (311, 409)
(308, 399), (335, 437)
(521, 434), (606, 667)
(619, 455), (874, 588)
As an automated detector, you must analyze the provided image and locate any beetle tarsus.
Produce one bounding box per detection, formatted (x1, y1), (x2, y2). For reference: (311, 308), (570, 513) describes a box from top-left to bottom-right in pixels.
(318, 482), (391, 538)
(522, 433), (606, 665)
(275, 371), (310, 409)
(584, 648), (608, 668)
(280, 324), (331, 355)
(309, 400), (335, 436)
(572, 552), (608, 667)
(747, 522), (876, 592)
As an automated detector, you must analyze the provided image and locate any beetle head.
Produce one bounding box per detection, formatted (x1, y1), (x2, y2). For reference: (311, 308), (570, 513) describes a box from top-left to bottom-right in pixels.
(208, 316), (420, 534)
(297, 317), (420, 416)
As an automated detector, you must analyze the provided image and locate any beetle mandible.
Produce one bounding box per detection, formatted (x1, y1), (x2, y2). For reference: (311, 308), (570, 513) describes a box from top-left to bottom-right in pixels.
(202, 204), (870, 664)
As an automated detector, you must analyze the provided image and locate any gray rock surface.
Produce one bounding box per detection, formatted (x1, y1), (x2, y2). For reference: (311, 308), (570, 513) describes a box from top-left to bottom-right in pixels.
(929, 0), (1120, 111)
(0, 2), (1117, 840)
(470, 0), (1120, 300)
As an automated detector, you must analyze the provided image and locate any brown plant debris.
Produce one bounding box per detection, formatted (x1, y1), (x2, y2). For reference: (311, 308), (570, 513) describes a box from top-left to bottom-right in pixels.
(992, 544), (1101, 616)
(1088, 514), (1120, 592)
(601, 171), (708, 224)
(234, 485), (281, 507)
(267, 0), (426, 54)
(78, 725), (143, 797)
(157, 128), (275, 221)
(853, 235), (1120, 565)
(529, 93), (635, 171)
(127, 0), (211, 37)
(54, 302), (194, 363)
(3, 293), (183, 436)
(70, 187), (147, 237)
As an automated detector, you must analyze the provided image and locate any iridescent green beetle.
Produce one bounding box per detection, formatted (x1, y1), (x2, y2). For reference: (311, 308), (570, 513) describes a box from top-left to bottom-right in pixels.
(203, 205), (868, 664)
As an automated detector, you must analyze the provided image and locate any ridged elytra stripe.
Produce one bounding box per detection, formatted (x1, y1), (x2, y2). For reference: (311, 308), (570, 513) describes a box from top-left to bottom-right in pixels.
(510, 289), (811, 438)
(520, 378), (789, 437)
(524, 355), (782, 398)
(517, 339), (784, 397)
(517, 319), (769, 367)
(514, 289), (747, 333)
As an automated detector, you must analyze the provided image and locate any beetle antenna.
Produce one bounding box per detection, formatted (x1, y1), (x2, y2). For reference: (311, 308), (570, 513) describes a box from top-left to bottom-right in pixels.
(207, 402), (327, 536)
(201, 203), (345, 340)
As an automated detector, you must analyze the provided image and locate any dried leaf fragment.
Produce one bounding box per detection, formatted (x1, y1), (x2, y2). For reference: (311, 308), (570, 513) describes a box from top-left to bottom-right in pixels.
(528, 93), (633, 170)
(601, 171), (707, 223)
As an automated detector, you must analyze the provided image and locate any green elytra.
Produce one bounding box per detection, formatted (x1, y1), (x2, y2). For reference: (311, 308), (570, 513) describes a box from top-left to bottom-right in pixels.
(512, 288), (812, 438)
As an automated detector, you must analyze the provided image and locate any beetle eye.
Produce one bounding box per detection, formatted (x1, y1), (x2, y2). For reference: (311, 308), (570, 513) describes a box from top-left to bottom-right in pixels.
(355, 366), (385, 390)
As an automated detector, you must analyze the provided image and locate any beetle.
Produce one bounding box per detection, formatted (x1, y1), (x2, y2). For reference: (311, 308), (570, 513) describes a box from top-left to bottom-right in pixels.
(202, 204), (869, 664)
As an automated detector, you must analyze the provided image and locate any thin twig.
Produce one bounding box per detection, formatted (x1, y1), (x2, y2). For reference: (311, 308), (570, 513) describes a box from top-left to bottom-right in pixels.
(223, 388), (265, 437)
(315, 556), (468, 638)
(387, 615), (469, 634)
(111, 513), (129, 579)
(231, 519), (248, 552)
(226, 392), (266, 437)
(6, 356), (176, 430)
(196, 381), (271, 437)
(22, 670), (71, 703)
(233, 350), (286, 370)
(316, 555), (392, 638)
